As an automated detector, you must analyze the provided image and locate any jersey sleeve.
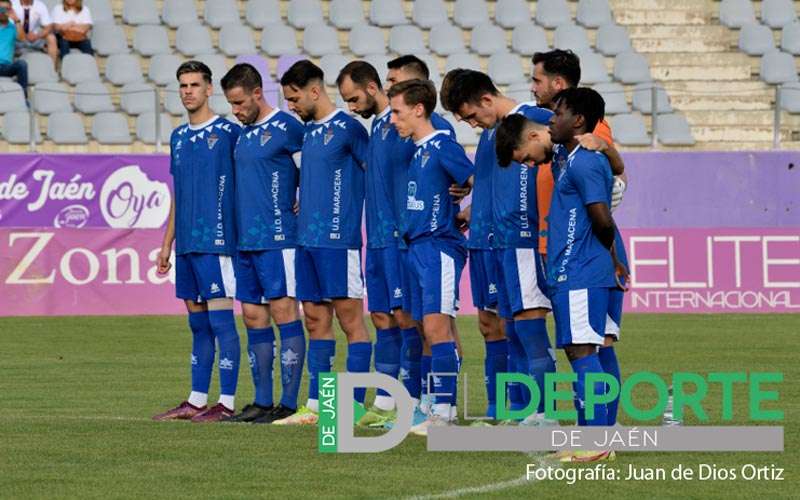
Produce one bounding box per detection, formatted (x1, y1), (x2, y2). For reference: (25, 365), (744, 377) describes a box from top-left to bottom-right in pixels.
(285, 117), (304, 155)
(572, 154), (611, 206)
(593, 119), (614, 146)
(440, 140), (474, 186)
(521, 106), (553, 126)
(349, 120), (369, 169)
(432, 112), (456, 140)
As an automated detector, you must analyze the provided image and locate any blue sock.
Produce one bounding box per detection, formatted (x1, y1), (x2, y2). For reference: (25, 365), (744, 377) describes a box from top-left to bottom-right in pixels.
(347, 342), (373, 404)
(570, 353), (608, 426)
(598, 345), (621, 425)
(208, 309), (240, 402)
(421, 354), (432, 399)
(278, 320), (305, 410)
(307, 339), (335, 402)
(484, 339), (508, 418)
(431, 342), (458, 407)
(246, 327), (275, 407)
(505, 320), (527, 411)
(188, 311), (215, 394)
(515, 318), (555, 414)
(374, 327), (402, 398)
(400, 328), (422, 399)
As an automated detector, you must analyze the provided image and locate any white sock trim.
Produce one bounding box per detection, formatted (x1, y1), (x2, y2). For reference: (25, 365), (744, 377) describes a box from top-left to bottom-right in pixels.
(307, 398), (319, 413)
(188, 391), (208, 407)
(373, 395), (395, 411)
(218, 394), (235, 410)
(433, 403), (452, 420)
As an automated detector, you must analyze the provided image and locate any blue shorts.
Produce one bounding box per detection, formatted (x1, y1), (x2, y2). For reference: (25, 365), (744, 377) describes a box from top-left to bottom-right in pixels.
(296, 246), (364, 302)
(235, 248), (297, 304)
(606, 288), (623, 338)
(399, 248), (414, 313)
(366, 246), (404, 313)
(407, 240), (466, 321)
(468, 248), (499, 312)
(175, 253), (236, 302)
(551, 287), (609, 348)
(494, 247), (551, 319)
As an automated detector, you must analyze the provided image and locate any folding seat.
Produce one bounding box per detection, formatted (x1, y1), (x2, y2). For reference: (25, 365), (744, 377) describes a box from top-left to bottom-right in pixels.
(511, 23), (548, 56)
(535, 0), (570, 29)
(576, 0), (614, 28)
(47, 112), (88, 144)
(609, 113), (650, 145)
(655, 113), (695, 146)
(370, 0), (407, 27)
(136, 112), (173, 144)
(389, 25), (428, 54)
(761, 0), (797, 28)
(61, 53), (101, 84)
(204, 0), (241, 29)
(92, 112), (133, 144)
(320, 54), (350, 86)
(592, 82), (630, 114)
(349, 24), (386, 56)
(133, 25), (171, 56)
(595, 23), (632, 56)
(105, 53), (144, 86)
(120, 82), (157, 115)
(22, 52), (58, 84)
(91, 22), (129, 56)
(2, 111), (41, 144)
(122, 0), (160, 25)
(175, 23), (214, 56)
(246, 0), (281, 28)
(779, 82), (800, 112)
(148, 54), (183, 86)
(287, 0), (324, 28)
(496, 0), (532, 28)
(261, 23), (301, 56)
(219, 23), (256, 56)
(781, 21), (800, 54)
(760, 50), (799, 83)
(303, 23), (341, 57)
(74, 81), (115, 114)
(195, 54), (230, 82)
(162, 0), (199, 27)
(330, 0), (365, 29)
(488, 52), (525, 84)
(85, 0), (113, 23)
(553, 24), (591, 52)
(412, 0), (448, 29)
(445, 53), (482, 73)
(470, 22), (506, 56)
(429, 23), (467, 56)
(613, 51), (652, 84)
(33, 82), (72, 114)
(576, 50), (610, 84)
(454, 0), (488, 28)
(0, 81), (27, 112)
(505, 82), (533, 103)
(738, 23), (775, 55)
(631, 83), (672, 113)
(719, 0), (756, 28)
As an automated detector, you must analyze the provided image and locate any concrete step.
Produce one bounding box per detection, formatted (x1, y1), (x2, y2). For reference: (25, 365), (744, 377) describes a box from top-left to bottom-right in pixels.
(652, 64), (752, 81)
(690, 125), (789, 142)
(670, 94), (773, 111)
(682, 109), (800, 127)
(645, 52), (751, 66)
(633, 37), (731, 53)
(610, 0), (716, 10)
(616, 9), (711, 26)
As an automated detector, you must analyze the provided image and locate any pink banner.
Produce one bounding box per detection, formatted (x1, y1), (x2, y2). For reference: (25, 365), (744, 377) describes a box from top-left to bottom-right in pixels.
(2, 227), (798, 316)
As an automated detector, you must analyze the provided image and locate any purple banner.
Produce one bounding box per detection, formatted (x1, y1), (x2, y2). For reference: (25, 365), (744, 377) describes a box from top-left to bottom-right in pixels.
(0, 154), (171, 229)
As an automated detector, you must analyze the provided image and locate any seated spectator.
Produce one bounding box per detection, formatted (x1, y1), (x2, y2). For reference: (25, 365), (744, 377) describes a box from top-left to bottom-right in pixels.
(51, 0), (92, 59)
(0, 0), (28, 97)
(11, 0), (57, 65)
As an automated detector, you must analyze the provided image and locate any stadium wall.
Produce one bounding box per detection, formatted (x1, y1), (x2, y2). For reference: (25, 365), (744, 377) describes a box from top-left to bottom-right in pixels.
(1, 152), (798, 316)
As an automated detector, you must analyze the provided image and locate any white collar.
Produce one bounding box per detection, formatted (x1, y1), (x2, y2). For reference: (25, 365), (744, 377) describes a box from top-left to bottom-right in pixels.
(414, 129), (448, 147)
(313, 108), (342, 125)
(253, 107), (279, 127)
(188, 115), (219, 131)
(567, 144), (582, 163)
(375, 105), (391, 121)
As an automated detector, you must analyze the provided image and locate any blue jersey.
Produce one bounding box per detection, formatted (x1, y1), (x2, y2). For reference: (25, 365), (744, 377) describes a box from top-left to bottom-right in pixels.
(491, 102), (553, 249)
(403, 130), (474, 245)
(234, 109), (304, 251)
(547, 144), (615, 292)
(170, 115), (240, 256)
(467, 129), (495, 250)
(298, 109), (369, 248)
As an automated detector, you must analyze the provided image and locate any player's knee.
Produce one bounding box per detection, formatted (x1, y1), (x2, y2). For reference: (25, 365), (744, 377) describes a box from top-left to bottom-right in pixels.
(270, 299), (298, 325)
(394, 310), (416, 330)
(370, 312), (394, 330)
(514, 308), (548, 321)
(563, 344), (597, 362)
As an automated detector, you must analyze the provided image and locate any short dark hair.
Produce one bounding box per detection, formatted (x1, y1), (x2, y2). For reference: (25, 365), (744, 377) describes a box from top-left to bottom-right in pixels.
(440, 68), (471, 113)
(221, 63), (263, 92)
(336, 60), (381, 89)
(280, 60), (324, 88)
(441, 70), (498, 113)
(176, 60), (212, 84)
(495, 114), (532, 167)
(532, 49), (581, 87)
(387, 79), (437, 118)
(387, 55), (429, 80)
(552, 87), (605, 134)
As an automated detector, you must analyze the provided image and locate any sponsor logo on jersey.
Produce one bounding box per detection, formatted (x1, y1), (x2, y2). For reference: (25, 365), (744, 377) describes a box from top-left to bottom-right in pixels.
(207, 132), (219, 150)
(324, 126), (335, 146)
(260, 129), (272, 146)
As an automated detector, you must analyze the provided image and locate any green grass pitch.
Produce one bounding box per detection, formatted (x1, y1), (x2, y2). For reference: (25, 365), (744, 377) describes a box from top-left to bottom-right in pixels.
(0, 314), (797, 499)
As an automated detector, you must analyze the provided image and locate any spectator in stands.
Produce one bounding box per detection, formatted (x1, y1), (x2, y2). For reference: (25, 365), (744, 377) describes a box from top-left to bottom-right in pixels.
(51, 0), (92, 58)
(11, 0), (58, 66)
(0, 0), (28, 98)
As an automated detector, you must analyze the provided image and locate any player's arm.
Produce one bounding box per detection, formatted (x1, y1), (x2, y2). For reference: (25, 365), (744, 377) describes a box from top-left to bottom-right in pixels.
(455, 204), (471, 232)
(158, 198), (176, 274)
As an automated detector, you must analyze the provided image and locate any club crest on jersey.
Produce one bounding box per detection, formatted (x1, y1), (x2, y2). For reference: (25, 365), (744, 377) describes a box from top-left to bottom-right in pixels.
(323, 126), (334, 145)
(260, 129), (272, 146)
(381, 123), (391, 140)
(207, 132), (219, 150)
(420, 150), (431, 168)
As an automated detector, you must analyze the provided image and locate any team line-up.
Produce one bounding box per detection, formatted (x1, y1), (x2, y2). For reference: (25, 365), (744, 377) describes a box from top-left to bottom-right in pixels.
(152, 49), (630, 463)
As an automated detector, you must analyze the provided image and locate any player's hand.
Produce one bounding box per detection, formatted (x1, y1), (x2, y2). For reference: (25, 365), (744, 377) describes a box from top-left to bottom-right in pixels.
(611, 177), (626, 211)
(613, 258), (630, 292)
(157, 247), (172, 275)
(455, 206), (471, 232)
(576, 133), (608, 153)
(449, 183), (470, 203)
(293, 200), (299, 214)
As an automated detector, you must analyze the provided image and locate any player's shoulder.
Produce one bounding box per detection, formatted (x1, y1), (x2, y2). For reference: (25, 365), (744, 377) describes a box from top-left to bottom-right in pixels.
(331, 109), (366, 132)
(214, 116), (241, 136)
(515, 102), (553, 125)
(431, 112), (455, 134)
(573, 146), (611, 172)
(170, 123), (190, 142)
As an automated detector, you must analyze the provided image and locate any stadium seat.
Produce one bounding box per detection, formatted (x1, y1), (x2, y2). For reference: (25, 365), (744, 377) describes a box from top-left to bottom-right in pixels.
(92, 112), (133, 144)
(149, 54), (183, 86)
(0, 81), (27, 112)
(445, 53), (481, 73)
(779, 81), (800, 112)
(133, 25), (171, 56)
(418, 54), (442, 83)
(760, 50), (799, 83)
(576, 0), (614, 28)
(245, 0), (281, 28)
(370, 0), (407, 27)
(261, 80), (282, 107)
(61, 53), (100, 84)
(655, 113), (695, 146)
(738, 23), (775, 55)
(276, 55), (306, 79)
(210, 87), (232, 115)
(389, 25), (428, 55)
(288, 0), (324, 29)
(576, 50), (611, 84)
(429, 23), (467, 56)
(445, 115), (480, 145)
(553, 24), (591, 52)
(136, 112), (173, 144)
(74, 81), (115, 114)
(164, 82), (184, 115)
(488, 52), (526, 84)
(205, 0), (240, 28)
(349, 24), (386, 56)
(470, 22), (507, 56)
(195, 54), (230, 82)
(495, 0), (532, 28)
(2, 111), (40, 144)
(33, 82), (72, 114)
(47, 112), (88, 144)
(719, 0), (756, 28)
(261, 23), (301, 56)
(120, 82), (157, 115)
(105, 54), (144, 85)
(91, 22), (129, 56)
(176, 24), (214, 56)
(761, 0), (797, 28)
(506, 81), (533, 103)
(303, 23), (341, 57)
(454, 0), (489, 28)
(236, 54), (274, 83)
(364, 54), (392, 78)
(320, 54), (350, 86)
(609, 113), (650, 145)
(85, 0), (113, 24)
(413, 0), (448, 29)
(329, 0), (364, 29)
(596, 23), (632, 56)
(21, 52), (58, 84)
(122, 0), (160, 25)
(592, 82), (630, 114)
(535, 0), (570, 29)
(511, 23), (548, 56)
(219, 23), (257, 56)
(613, 51), (652, 84)
(632, 82), (672, 113)
(782, 22), (800, 54)
(162, 0), (199, 27)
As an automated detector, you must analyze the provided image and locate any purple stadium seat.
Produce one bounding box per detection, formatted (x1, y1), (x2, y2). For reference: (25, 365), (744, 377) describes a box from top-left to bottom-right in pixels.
(276, 55), (307, 80)
(236, 54), (274, 84)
